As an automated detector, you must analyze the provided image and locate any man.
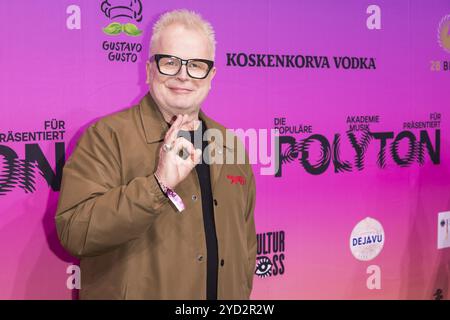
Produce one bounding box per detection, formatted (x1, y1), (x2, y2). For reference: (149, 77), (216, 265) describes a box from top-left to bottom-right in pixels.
(55, 9), (257, 300)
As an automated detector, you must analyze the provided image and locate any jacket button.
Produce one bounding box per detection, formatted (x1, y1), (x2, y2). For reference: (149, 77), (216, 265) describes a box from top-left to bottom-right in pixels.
(220, 259), (225, 267)
(197, 255), (204, 262)
(213, 199), (218, 206)
(192, 195), (198, 201)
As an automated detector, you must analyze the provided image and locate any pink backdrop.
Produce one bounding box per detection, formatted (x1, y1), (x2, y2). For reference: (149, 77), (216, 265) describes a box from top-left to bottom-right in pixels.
(0, 0), (449, 299)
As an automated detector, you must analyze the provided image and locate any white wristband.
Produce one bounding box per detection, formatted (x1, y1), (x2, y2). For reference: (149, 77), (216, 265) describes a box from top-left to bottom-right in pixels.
(154, 173), (185, 213)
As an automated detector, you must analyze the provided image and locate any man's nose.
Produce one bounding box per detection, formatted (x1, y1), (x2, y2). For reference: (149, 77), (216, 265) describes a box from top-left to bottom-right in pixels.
(176, 64), (189, 81)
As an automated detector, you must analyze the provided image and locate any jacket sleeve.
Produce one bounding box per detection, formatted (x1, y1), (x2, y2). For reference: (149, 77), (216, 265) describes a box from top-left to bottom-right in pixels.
(244, 170), (257, 297)
(55, 122), (169, 258)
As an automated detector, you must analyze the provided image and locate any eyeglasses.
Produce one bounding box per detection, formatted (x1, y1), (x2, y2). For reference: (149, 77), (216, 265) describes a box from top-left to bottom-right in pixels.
(150, 54), (214, 79)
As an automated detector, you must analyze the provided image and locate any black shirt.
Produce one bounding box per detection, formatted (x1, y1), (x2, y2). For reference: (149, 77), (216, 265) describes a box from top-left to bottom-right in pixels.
(178, 121), (218, 300)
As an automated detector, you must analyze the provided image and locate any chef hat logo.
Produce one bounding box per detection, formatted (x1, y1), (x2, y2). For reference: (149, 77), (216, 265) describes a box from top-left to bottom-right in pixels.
(101, 0), (143, 22)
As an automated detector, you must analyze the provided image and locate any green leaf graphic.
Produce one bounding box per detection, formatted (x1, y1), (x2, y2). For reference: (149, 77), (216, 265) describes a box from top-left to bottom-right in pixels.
(103, 22), (122, 35)
(123, 23), (143, 36)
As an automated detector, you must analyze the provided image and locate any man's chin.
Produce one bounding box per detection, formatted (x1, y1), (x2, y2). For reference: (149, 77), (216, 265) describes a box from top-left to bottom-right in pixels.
(168, 101), (197, 112)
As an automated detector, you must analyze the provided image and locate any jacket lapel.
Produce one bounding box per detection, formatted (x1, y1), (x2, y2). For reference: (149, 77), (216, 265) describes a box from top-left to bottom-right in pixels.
(139, 93), (169, 144)
(199, 110), (235, 193)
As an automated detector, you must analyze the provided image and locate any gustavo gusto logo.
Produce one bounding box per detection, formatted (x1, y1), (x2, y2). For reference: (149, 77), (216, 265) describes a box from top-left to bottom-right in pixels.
(101, 0), (143, 36)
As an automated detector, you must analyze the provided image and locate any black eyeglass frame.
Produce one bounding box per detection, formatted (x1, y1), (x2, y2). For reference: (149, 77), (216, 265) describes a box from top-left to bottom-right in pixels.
(150, 54), (214, 79)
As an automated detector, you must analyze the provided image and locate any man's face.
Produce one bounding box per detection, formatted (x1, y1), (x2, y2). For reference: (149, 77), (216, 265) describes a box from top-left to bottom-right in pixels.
(146, 23), (216, 115)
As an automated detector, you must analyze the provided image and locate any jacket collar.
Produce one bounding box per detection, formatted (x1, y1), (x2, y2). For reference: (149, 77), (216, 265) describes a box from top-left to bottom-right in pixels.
(139, 92), (234, 151)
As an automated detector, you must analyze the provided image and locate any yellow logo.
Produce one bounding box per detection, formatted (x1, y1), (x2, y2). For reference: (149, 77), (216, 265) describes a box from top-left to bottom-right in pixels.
(438, 15), (450, 53)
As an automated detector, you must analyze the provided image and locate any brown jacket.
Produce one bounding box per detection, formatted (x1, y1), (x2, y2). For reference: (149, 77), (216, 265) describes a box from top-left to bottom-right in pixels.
(55, 93), (257, 300)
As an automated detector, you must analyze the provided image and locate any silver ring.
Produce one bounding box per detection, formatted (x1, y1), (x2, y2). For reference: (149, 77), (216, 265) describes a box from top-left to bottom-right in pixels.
(162, 143), (173, 152)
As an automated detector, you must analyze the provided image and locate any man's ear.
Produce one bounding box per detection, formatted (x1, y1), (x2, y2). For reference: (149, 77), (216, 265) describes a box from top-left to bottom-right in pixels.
(209, 67), (217, 81)
(145, 60), (151, 84)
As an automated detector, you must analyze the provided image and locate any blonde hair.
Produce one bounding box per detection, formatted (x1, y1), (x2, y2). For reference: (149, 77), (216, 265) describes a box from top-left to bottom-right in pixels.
(149, 9), (216, 60)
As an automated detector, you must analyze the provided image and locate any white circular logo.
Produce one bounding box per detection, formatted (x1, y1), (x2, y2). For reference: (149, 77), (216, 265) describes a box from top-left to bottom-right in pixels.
(350, 217), (385, 261)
